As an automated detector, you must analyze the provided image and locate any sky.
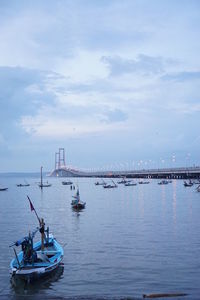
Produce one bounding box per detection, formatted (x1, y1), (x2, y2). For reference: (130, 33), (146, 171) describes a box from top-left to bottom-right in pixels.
(0, 0), (200, 172)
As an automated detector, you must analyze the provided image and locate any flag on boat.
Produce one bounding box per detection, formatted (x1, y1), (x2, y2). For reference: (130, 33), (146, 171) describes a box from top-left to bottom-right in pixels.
(27, 195), (41, 225)
(27, 196), (35, 211)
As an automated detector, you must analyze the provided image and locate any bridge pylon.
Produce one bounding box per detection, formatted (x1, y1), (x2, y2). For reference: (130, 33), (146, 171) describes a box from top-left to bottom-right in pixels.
(58, 148), (66, 168)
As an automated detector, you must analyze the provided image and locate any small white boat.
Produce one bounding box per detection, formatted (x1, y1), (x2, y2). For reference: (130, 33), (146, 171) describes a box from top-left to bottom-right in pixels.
(103, 180), (118, 189)
(138, 180), (150, 184)
(95, 179), (106, 186)
(124, 181), (137, 186)
(117, 177), (131, 184)
(158, 180), (169, 185)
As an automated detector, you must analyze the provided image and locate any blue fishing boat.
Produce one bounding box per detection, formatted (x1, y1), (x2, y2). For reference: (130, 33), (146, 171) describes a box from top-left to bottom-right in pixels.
(10, 197), (63, 283)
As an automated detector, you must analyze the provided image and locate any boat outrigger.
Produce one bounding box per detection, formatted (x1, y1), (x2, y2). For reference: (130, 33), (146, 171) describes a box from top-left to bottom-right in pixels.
(10, 196), (63, 283)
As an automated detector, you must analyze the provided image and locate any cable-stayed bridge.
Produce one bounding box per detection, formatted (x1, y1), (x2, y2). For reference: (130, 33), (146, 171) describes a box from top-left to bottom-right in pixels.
(49, 148), (200, 179)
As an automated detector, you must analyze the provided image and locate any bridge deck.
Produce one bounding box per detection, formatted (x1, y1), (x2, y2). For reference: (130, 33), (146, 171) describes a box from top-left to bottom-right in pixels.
(50, 166), (200, 179)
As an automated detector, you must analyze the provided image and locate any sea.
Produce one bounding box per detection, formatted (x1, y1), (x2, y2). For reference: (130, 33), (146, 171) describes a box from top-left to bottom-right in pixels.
(0, 175), (200, 300)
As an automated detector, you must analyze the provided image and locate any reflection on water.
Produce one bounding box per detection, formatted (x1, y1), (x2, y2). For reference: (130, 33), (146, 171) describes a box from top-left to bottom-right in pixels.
(172, 180), (177, 227)
(11, 265), (64, 297)
(138, 184), (144, 219)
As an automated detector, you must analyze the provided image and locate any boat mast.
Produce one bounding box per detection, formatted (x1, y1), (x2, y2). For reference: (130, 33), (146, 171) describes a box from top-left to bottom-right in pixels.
(40, 166), (43, 188)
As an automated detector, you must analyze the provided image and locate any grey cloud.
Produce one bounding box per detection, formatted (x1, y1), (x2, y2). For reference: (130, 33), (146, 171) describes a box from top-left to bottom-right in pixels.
(0, 66), (56, 139)
(102, 54), (165, 76)
(162, 71), (200, 82)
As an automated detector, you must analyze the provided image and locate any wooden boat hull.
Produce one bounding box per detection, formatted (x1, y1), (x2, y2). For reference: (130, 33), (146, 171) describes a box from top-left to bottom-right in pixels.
(71, 202), (86, 210)
(38, 184), (52, 188)
(10, 237), (63, 283)
(11, 261), (61, 282)
(62, 181), (72, 185)
(103, 185), (117, 188)
(72, 204), (86, 210)
(184, 182), (193, 187)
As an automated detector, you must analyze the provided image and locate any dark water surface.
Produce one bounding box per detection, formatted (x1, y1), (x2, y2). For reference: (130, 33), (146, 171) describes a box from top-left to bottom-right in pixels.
(0, 176), (200, 299)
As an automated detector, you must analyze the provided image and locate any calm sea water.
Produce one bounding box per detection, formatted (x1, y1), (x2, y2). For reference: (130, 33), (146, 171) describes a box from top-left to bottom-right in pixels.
(0, 176), (200, 300)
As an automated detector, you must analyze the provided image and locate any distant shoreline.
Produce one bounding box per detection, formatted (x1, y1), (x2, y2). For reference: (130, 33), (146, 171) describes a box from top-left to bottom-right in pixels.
(0, 172), (47, 177)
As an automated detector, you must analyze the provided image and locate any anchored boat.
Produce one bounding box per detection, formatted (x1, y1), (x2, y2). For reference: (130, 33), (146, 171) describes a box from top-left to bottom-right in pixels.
(17, 180), (30, 187)
(71, 188), (86, 210)
(183, 180), (193, 187)
(62, 180), (73, 185)
(138, 180), (150, 184)
(38, 166), (52, 188)
(158, 180), (169, 185)
(103, 180), (118, 189)
(117, 177), (131, 184)
(124, 181), (137, 186)
(0, 186), (8, 191)
(95, 179), (106, 186)
(10, 197), (63, 283)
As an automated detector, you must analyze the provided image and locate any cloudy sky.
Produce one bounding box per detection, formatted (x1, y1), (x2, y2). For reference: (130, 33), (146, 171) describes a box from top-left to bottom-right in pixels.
(1, 0), (200, 172)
